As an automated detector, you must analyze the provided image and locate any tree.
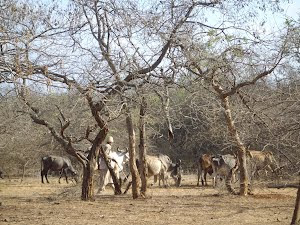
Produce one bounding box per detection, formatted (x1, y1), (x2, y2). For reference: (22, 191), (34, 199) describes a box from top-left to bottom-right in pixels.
(1, 0), (200, 200)
(164, 0), (290, 195)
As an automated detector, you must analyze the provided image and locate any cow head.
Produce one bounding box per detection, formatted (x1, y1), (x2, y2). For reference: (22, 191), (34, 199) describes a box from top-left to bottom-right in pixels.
(68, 167), (79, 183)
(168, 159), (183, 187)
(212, 155), (222, 166)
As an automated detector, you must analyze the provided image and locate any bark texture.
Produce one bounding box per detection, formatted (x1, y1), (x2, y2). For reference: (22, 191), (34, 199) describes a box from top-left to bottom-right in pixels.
(139, 97), (148, 197)
(126, 112), (140, 199)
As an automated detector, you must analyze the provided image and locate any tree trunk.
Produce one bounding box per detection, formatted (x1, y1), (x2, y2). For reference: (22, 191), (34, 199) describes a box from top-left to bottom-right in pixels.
(291, 175), (300, 225)
(213, 82), (249, 196)
(139, 97), (148, 197)
(81, 127), (108, 200)
(126, 111), (140, 199)
(100, 146), (122, 195)
(222, 96), (249, 195)
(81, 161), (95, 201)
(21, 161), (29, 183)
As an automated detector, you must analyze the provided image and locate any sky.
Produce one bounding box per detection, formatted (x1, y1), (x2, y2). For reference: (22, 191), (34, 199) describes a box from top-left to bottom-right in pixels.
(267, 0), (300, 30)
(284, 0), (300, 19)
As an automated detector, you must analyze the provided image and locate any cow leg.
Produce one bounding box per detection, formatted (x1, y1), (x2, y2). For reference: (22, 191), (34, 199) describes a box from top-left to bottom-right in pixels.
(41, 168), (50, 183)
(45, 171), (50, 183)
(212, 171), (217, 187)
(156, 173), (162, 187)
(197, 165), (201, 186)
(58, 170), (62, 183)
(41, 171), (45, 183)
(204, 171), (208, 186)
(160, 172), (168, 188)
(154, 175), (158, 186)
(63, 169), (69, 183)
(41, 170), (44, 183)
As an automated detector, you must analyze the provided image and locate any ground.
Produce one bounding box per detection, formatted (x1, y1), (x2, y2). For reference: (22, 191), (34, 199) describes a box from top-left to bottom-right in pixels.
(0, 175), (297, 225)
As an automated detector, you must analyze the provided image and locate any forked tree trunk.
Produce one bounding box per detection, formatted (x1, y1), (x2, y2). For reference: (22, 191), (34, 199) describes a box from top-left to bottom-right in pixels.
(291, 176), (300, 225)
(213, 83), (249, 196)
(126, 111), (140, 199)
(139, 97), (148, 197)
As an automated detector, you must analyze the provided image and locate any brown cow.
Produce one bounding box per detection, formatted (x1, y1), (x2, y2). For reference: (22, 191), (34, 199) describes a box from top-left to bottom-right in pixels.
(248, 150), (278, 177)
(197, 154), (213, 186)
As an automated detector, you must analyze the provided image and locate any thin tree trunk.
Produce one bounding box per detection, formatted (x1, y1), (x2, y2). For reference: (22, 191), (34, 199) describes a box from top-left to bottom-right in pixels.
(21, 161), (29, 183)
(126, 111), (140, 199)
(213, 82), (249, 196)
(139, 97), (147, 197)
(291, 175), (300, 225)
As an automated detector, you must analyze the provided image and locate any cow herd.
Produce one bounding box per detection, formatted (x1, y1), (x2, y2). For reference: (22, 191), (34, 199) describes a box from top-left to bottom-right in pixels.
(197, 150), (279, 188)
(38, 148), (280, 193)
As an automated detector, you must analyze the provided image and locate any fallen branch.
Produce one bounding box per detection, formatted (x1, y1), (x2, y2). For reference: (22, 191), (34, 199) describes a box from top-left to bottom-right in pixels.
(267, 183), (299, 189)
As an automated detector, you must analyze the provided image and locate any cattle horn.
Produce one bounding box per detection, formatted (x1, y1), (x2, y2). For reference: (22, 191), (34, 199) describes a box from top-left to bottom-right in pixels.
(116, 147), (128, 153)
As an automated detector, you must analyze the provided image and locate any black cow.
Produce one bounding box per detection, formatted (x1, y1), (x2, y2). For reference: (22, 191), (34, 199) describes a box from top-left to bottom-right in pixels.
(0, 169), (3, 179)
(168, 159), (183, 187)
(41, 155), (78, 184)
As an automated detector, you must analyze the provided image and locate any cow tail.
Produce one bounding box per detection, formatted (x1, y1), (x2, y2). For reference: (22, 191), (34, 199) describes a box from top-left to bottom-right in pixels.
(226, 163), (239, 195)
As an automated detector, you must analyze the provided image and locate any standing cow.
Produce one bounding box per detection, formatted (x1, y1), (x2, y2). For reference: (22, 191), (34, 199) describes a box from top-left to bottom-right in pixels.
(197, 154), (214, 186)
(248, 150), (278, 178)
(124, 154), (178, 194)
(41, 155), (78, 184)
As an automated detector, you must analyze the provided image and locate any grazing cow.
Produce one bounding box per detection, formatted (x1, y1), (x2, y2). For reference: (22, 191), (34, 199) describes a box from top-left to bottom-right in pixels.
(248, 150), (278, 178)
(161, 159), (183, 187)
(0, 169), (3, 179)
(197, 154), (213, 186)
(146, 154), (176, 187)
(41, 155), (78, 184)
(211, 154), (238, 187)
(97, 150), (129, 193)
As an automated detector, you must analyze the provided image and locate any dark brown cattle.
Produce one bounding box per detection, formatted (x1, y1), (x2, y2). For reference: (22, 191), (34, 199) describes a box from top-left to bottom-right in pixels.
(197, 154), (213, 186)
(41, 155), (78, 184)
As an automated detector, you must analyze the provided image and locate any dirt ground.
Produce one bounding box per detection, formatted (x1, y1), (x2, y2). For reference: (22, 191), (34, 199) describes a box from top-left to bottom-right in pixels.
(0, 175), (297, 225)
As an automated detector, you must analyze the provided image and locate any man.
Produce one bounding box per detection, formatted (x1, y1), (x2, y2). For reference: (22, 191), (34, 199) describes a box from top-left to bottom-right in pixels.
(98, 136), (114, 193)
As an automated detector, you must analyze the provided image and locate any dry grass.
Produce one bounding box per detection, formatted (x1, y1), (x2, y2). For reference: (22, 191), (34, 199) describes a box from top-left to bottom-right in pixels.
(0, 175), (297, 225)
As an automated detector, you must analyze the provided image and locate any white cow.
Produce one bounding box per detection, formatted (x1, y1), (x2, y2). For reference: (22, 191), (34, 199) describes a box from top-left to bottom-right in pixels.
(97, 150), (129, 193)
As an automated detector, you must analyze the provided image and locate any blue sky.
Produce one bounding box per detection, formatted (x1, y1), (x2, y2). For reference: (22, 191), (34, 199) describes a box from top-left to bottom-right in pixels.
(284, 0), (300, 19)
